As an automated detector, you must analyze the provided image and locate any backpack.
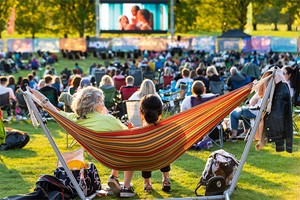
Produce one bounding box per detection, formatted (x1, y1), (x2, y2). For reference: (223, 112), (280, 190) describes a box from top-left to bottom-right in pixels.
(0, 129), (30, 150)
(195, 149), (239, 196)
(2, 175), (74, 200)
(54, 163), (101, 196)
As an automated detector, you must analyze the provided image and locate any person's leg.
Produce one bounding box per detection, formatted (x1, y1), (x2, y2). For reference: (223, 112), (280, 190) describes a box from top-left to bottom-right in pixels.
(142, 171), (152, 192)
(108, 170), (121, 196)
(160, 165), (171, 191)
(230, 108), (243, 139)
(120, 171), (136, 197)
(241, 108), (256, 131)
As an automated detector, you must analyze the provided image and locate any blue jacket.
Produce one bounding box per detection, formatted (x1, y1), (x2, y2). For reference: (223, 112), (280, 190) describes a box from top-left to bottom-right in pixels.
(264, 82), (293, 153)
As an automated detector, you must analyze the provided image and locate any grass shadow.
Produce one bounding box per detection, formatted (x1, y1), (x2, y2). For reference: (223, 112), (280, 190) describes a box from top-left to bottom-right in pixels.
(0, 149), (38, 158)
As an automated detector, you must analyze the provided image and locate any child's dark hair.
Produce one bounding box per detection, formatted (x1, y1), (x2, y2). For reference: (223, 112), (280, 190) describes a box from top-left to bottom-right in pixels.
(192, 80), (205, 99)
(140, 94), (162, 125)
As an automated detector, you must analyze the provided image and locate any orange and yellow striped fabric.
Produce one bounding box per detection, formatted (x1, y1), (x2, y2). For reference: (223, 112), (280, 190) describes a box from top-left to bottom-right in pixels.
(45, 83), (252, 171)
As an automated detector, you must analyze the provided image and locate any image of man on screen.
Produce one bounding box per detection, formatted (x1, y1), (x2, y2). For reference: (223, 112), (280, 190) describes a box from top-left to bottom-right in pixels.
(131, 6), (140, 26)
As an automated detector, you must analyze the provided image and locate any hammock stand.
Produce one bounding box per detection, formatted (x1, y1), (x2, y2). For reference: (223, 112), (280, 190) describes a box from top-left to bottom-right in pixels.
(20, 70), (274, 200)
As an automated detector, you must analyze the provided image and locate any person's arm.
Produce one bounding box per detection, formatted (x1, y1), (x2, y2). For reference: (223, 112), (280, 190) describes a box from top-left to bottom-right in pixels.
(249, 93), (260, 106)
(29, 88), (58, 113)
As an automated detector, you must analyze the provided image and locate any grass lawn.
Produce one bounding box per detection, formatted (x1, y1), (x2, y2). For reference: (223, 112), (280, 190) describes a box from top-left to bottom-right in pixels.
(0, 115), (299, 199)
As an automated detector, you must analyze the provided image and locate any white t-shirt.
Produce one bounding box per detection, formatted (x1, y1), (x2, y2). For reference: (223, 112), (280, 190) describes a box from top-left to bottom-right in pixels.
(0, 85), (16, 103)
(175, 77), (194, 88)
(180, 93), (216, 112)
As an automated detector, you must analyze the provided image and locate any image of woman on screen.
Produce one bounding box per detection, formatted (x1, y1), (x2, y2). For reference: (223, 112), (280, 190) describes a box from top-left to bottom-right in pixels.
(118, 15), (136, 30)
(137, 9), (152, 30)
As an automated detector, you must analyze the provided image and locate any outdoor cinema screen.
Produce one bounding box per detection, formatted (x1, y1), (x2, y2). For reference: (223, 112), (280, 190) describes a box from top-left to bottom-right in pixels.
(100, 0), (168, 33)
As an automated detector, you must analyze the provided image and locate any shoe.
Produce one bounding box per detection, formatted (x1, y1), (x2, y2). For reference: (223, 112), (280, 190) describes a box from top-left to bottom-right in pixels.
(237, 132), (247, 139)
(120, 186), (136, 198)
(107, 176), (121, 196)
(162, 178), (171, 192)
(6, 116), (12, 121)
(231, 138), (237, 143)
(144, 183), (152, 192)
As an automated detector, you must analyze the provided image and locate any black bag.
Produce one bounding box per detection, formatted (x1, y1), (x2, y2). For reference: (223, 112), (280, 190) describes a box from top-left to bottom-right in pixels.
(54, 163), (101, 196)
(195, 149), (239, 196)
(0, 130), (30, 150)
(1, 175), (73, 200)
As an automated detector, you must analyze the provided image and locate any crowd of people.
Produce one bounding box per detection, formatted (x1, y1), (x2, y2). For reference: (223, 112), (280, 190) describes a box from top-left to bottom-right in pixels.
(0, 48), (299, 197)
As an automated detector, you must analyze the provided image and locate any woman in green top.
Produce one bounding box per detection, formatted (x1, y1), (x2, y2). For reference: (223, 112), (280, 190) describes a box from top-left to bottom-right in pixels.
(30, 86), (136, 198)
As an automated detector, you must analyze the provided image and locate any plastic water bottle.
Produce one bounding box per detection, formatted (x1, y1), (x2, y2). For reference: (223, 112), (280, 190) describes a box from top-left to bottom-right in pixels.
(171, 80), (176, 92)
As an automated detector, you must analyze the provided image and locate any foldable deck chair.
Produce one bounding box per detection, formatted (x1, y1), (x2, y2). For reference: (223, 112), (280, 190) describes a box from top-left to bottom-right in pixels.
(19, 72), (276, 200)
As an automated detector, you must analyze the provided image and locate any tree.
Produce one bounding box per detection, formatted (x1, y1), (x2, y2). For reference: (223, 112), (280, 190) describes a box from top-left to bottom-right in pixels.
(281, 0), (300, 31)
(0, 1), (17, 38)
(49, 0), (95, 38)
(174, 0), (197, 33)
(222, 0), (251, 31)
(15, 0), (49, 39)
(252, 0), (271, 31)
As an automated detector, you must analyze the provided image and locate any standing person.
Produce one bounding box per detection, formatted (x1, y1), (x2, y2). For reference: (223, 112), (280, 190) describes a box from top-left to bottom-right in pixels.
(29, 86), (136, 198)
(139, 94), (171, 192)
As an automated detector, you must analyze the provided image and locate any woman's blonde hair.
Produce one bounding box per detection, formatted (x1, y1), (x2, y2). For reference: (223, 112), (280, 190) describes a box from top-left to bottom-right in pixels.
(100, 75), (114, 87)
(206, 66), (219, 76)
(71, 86), (105, 118)
(139, 79), (156, 98)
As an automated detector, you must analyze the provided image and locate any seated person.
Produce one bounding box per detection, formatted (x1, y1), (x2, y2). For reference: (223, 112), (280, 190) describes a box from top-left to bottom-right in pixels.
(175, 68), (193, 89)
(120, 76), (138, 101)
(229, 90), (262, 142)
(99, 75), (118, 109)
(30, 86), (136, 198)
(140, 94), (171, 192)
(226, 66), (246, 91)
(39, 75), (60, 108)
(181, 80), (217, 112)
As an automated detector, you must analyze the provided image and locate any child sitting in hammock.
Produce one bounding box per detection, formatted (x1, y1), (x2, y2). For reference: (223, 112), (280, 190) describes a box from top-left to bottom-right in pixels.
(140, 94), (171, 192)
(29, 86), (136, 198)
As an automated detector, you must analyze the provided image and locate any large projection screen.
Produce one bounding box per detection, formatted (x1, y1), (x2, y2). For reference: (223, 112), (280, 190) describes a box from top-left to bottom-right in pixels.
(100, 0), (168, 33)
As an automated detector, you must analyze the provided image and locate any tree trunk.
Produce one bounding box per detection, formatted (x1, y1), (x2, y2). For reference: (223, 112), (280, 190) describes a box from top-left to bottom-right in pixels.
(64, 34), (68, 38)
(79, 31), (84, 38)
(253, 23), (257, 31)
(287, 23), (292, 31)
(0, 32), (2, 39)
(274, 23), (278, 31)
(32, 33), (35, 39)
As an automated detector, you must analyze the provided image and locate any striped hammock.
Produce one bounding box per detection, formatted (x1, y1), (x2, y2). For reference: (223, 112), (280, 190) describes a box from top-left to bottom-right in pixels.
(44, 84), (252, 171)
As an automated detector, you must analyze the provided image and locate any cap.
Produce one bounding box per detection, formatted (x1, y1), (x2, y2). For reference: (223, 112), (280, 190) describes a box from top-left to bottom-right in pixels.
(79, 78), (91, 88)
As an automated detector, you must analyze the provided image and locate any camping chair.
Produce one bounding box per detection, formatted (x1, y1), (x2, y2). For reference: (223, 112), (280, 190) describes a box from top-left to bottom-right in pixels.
(114, 77), (126, 91)
(124, 100), (142, 127)
(0, 92), (11, 120)
(94, 71), (106, 87)
(100, 87), (117, 110)
(292, 109), (300, 133)
(231, 76), (252, 91)
(130, 70), (143, 87)
(16, 92), (29, 116)
(209, 81), (225, 95)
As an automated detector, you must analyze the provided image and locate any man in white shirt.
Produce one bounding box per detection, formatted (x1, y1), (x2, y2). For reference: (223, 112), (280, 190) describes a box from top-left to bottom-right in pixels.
(0, 76), (16, 121)
(175, 68), (193, 88)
